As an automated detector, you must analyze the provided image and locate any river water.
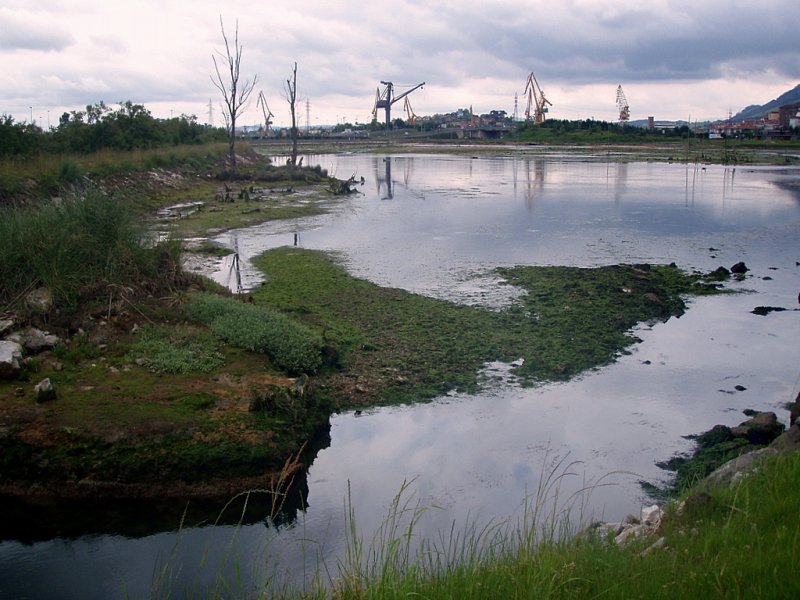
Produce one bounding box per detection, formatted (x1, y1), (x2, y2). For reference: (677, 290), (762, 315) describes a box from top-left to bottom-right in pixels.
(2, 152), (799, 598)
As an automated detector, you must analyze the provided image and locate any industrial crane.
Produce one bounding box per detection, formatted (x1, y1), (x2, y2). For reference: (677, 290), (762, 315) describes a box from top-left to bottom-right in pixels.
(523, 72), (552, 124)
(616, 85), (630, 123)
(372, 81), (425, 127)
(403, 96), (417, 126)
(256, 91), (274, 137)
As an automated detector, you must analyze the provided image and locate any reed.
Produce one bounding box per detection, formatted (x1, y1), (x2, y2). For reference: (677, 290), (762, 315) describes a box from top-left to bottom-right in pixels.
(0, 187), (181, 313)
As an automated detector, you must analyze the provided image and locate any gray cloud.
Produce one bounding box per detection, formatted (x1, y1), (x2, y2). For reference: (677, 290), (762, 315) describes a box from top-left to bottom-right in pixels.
(0, 8), (74, 52)
(3, 0), (798, 124)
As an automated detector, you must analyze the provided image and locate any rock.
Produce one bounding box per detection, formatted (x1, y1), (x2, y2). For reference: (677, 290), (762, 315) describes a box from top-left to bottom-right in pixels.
(789, 391), (800, 426)
(641, 505), (663, 529)
(0, 340), (24, 380)
(770, 423), (800, 452)
(0, 318), (14, 336)
(24, 287), (54, 314)
(6, 327), (61, 354)
(707, 266), (731, 280)
(615, 525), (643, 545)
(701, 446), (778, 488)
(34, 378), (57, 403)
(730, 411), (784, 445)
(622, 514), (641, 526)
(730, 261), (749, 274)
(639, 536), (667, 556)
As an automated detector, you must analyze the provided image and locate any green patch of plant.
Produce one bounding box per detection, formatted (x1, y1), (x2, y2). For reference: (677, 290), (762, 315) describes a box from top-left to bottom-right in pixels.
(128, 324), (225, 374)
(184, 292), (323, 375)
(250, 248), (725, 406)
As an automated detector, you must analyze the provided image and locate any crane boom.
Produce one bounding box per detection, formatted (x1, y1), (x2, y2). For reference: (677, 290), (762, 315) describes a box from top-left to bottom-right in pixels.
(373, 81), (425, 127)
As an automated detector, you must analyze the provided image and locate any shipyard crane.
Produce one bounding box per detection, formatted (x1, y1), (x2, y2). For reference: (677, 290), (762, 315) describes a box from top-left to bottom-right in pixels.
(616, 85), (630, 123)
(372, 81), (425, 127)
(403, 96), (417, 126)
(256, 91), (274, 137)
(523, 72), (552, 124)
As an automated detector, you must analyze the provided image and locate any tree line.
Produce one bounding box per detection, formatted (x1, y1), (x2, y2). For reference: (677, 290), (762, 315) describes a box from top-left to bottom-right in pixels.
(0, 101), (226, 158)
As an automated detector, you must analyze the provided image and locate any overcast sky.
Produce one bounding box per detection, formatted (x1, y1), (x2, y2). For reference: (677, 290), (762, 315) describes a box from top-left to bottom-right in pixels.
(2, 0), (799, 129)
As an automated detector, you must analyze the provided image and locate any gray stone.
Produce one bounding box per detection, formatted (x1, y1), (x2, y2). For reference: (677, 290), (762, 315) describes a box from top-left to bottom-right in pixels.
(641, 505), (663, 529)
(24, 288), (54, 313)
(6, 327), (61, 354)
(770, 423), (800, 452)
(640, 536), (667, 556)
(34, 378), (57, 403)
(0, 340), (23, 380)
(615, 525), (643, 545)
(0, 318), (14, 336)
(701, 446), (779, 488)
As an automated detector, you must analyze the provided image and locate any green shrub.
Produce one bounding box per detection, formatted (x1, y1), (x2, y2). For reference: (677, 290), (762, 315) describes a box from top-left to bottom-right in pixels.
(0, 187), (181, 312)
(58, 159), (82, 183)
(185, 292), (322, 374)
(129, 324), (224, 374)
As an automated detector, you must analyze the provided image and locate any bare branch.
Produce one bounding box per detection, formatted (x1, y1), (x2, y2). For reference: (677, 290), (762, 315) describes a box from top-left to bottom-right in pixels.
(210, 16), (257, 174)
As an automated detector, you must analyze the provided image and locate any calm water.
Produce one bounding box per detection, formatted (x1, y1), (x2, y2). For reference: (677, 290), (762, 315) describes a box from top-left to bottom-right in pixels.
(3, 153), (799, 598)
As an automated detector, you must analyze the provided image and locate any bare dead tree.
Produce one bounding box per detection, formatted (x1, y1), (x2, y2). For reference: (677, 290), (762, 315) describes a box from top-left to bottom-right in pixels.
(284, 62), (299, 166)
(211, 17), (257, 175)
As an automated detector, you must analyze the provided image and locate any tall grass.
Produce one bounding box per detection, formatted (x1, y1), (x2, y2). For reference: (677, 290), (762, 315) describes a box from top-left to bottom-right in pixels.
(0, 187), (180, 312)
(322, 451), (800, 599)
(0, 143), (228, 198)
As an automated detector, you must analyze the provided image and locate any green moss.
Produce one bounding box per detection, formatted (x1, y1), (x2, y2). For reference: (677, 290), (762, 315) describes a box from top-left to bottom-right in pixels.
(251, 249), (723, 406)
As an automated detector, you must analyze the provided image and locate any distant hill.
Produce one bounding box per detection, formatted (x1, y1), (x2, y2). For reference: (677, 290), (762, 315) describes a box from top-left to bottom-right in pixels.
(730, 83), (800, 121)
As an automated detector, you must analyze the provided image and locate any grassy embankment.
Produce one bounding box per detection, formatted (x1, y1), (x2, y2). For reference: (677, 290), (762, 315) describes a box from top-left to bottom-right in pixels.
(0, 145), (346, 496)
(300, 450), (800, 599)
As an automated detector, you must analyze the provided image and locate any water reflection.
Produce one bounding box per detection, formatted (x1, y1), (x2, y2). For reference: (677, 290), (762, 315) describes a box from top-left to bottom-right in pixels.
(3, 154), (799, 598)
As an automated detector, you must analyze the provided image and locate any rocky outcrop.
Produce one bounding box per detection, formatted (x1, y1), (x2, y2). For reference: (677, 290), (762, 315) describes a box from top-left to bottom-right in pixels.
(582, 505), (666, 555)
(730, 411), (784, 445)
(6, 327), (61, 354)
(1, 314), (63, 380)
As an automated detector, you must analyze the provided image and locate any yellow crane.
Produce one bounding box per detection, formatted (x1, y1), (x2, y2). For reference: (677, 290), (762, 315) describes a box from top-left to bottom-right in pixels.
(524, 72), (552, 124)
(256, 91), (274, 137)
(616, 85), (630, 123)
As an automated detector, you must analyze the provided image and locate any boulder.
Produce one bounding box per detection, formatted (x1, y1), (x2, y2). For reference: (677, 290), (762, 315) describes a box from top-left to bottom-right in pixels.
(24, 287), (54, 314)
(770, 423), (800, 452)
(701, 446), (778, 488)
(730, 411), (784, 445)
(789, 391), (800, 426)
(0, 318), (14, 336)
(34, 378), (57, 403)
(730, 261), (749, 274)
(6, 327), (61, 354)
(0, 340), (24, 380)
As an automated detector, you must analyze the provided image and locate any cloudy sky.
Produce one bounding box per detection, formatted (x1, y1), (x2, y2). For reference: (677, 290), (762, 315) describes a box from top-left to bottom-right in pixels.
(2, 0), (798, 129)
